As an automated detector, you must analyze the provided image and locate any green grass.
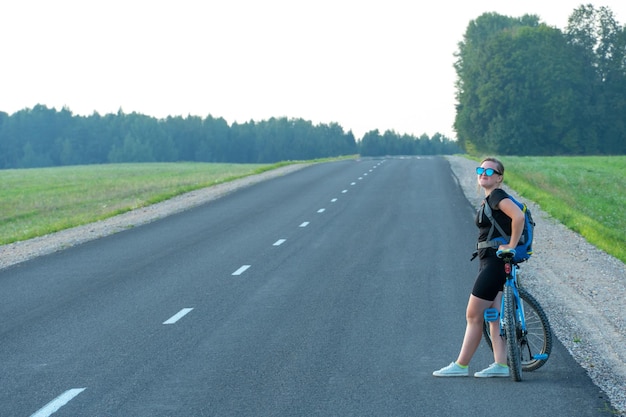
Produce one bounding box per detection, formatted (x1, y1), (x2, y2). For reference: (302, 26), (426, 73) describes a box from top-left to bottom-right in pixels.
(0, 162), (289, 245)
(495, 156), (626, 264)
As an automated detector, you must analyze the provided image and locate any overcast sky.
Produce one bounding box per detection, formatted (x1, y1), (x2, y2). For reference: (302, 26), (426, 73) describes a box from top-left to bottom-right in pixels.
(1, 0), (625, 140)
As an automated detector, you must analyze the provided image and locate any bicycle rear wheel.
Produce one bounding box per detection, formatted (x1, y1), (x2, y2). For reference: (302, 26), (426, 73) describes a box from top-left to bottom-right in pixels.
(516, 288), (552, 371)
(504, 284), (522, 381)
(483, 287), (552, 372)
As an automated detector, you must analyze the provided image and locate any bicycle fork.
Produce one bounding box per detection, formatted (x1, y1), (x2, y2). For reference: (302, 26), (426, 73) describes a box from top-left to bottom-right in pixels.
(483, 274), (522, 336)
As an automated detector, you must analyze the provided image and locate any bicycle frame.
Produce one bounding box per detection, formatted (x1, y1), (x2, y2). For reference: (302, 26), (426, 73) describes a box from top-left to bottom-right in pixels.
(499, 262), (550, 361)
(500, 262), (526, 339)
(483, 262), (526, 336)
(483, 254), (552, 379)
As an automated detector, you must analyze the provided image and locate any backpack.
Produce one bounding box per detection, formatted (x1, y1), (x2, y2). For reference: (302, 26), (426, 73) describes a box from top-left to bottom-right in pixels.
(479, 194), (535, 263)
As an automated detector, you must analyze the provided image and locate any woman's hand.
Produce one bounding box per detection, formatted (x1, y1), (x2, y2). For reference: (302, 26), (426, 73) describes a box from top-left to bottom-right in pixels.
(498, 243), (517, 252)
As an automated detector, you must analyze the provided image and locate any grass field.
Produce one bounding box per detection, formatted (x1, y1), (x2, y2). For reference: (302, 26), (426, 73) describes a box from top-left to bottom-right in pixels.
(0, 162), (284, 245)
(1, 156), (624, 264)
(499, 156), (625, 264)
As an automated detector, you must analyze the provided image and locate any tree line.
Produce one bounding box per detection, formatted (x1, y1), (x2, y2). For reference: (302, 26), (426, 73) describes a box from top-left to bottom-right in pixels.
(454, 5), (626, 155)
(359, 130), (460, 156)
(0, 105), (459, 169)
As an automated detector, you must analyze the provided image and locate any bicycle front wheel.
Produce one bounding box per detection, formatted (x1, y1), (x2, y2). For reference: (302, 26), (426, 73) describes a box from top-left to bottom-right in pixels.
(482, 287), (552, 372)
(504, 284), (522, 381)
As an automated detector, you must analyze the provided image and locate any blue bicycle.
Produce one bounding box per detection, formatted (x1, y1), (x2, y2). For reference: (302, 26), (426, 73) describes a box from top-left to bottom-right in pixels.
(482, 249), (553, 381)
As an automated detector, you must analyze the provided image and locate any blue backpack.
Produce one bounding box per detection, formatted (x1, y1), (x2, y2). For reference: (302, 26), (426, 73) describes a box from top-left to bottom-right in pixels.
(480, 195), (535, 263)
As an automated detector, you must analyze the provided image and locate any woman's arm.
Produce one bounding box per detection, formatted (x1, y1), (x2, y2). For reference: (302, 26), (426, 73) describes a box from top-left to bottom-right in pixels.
(496, 198), (525, 250)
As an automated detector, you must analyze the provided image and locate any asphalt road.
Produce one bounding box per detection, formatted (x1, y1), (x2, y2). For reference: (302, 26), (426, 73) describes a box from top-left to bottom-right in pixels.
(0, 157), (613, 416)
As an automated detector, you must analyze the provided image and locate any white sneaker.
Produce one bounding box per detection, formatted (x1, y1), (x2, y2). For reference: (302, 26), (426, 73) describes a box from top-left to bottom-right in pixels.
(474, 362), (509, 378)
(433, 362), (469, 377)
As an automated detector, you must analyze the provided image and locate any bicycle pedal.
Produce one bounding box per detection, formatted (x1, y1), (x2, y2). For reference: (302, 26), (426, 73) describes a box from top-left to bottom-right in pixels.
(533, 353), (549, 360)
(484, 308), (499, 322)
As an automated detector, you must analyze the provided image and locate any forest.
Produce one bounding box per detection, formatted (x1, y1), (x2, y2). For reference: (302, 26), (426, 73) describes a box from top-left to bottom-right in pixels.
(0, 106), (460, 169)
(454, 5), (626, 155)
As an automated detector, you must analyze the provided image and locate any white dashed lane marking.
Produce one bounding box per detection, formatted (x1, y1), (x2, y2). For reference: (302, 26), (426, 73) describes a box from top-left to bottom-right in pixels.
(232, 265), (251, 276)
(30, 388), (86, 417)
(30, 160), (385, 417)
(163, 308), (194, 324)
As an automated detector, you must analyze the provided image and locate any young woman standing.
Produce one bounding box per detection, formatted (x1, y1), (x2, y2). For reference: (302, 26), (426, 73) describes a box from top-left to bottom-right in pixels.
(433, 157), (525, 378)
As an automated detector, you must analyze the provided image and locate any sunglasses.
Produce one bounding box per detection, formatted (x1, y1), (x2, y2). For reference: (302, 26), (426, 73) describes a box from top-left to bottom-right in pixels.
(476, 167), (502, 176)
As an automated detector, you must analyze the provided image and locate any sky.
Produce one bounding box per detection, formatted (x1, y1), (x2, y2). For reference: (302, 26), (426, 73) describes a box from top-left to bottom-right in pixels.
(1, 1), (625, 140)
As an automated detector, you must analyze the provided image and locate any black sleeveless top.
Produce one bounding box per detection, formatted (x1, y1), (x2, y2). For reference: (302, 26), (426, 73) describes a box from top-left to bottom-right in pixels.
(475, 188), (512, 259)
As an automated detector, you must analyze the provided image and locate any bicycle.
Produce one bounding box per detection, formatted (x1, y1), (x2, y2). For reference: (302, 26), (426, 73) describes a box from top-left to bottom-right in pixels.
(482, 249), (553, 381)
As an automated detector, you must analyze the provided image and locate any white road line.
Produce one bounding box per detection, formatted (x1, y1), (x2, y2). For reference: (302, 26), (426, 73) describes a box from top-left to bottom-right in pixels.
(163, 308), (194, 324)
(341, 190), (348, 194)
(317, 208), (325, 213)
(331, 198), (338, 202)
(299, 222), (310, 227)
(232, 265), (251, 276)
(273, 239), (286, 246)
(30, 388), (86, 417)
(350, 182), (356, 185)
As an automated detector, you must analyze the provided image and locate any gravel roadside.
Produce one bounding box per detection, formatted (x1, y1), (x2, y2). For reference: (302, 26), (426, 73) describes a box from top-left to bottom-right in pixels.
(1, 157), (624, 414)
(447, 155), (626, 416)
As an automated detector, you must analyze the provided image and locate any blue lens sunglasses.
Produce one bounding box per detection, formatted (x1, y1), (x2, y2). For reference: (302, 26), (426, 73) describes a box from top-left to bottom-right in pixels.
(476, 167), (502, 176)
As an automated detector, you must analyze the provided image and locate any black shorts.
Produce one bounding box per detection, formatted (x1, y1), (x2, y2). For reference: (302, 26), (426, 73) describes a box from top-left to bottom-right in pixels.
(472, 256), (507, 301)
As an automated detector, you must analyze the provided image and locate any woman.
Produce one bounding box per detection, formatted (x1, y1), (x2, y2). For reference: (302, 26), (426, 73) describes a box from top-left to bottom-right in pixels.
(433, 157), (525, 378)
